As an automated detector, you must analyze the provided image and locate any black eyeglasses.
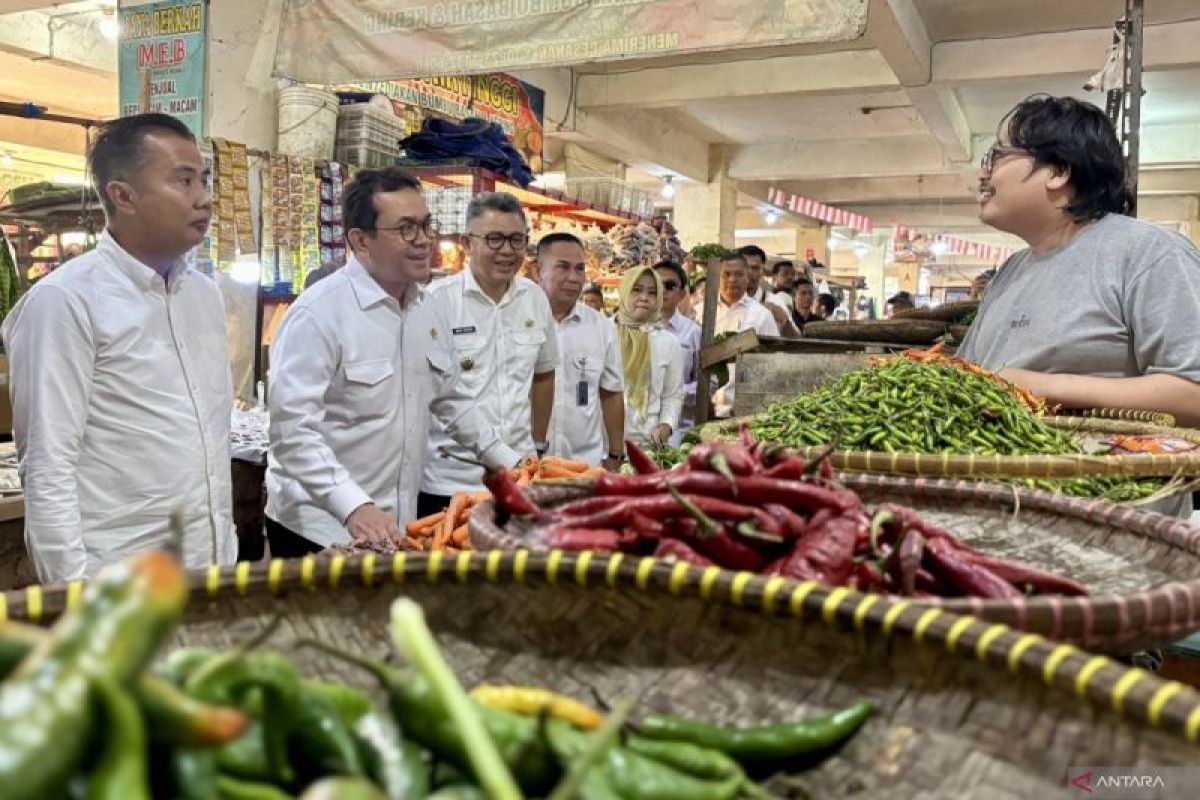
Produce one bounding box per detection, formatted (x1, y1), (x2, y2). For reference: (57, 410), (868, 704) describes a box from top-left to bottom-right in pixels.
(468, 232), (529, 252)
(370, 218), (440, 243)
(661, 280), (681, 291)
(980, 145), (1028, 174)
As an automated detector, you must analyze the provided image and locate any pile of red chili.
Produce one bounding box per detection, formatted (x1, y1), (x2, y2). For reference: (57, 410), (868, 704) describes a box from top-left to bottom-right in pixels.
(486, 432), (1088, 599)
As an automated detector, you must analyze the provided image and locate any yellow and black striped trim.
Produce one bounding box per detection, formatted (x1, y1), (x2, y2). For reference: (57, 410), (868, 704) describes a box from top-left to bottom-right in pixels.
(3, 549), (1199, 744)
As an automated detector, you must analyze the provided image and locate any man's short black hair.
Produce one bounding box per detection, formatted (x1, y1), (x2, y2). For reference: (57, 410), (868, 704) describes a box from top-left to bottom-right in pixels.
(816, 293), (837, 316)
(653, 259), (686, 287)
(342, 167), (422, 235)
(771, 260), (794, 276)
(582, 283), (603, 297)
(536, 232), (583, 260)
(737, 245), (767, 262)
(89, 113), (196, 215)
(1000, 94), (1132, 221)
(719, 253), (747, 267)
(793, 278), (814, 289)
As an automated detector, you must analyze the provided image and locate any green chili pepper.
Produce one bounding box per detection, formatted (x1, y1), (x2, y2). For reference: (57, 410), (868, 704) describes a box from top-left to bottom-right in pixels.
(86, 674), (150, 800)
(604, 747), (741, 800)
(306, 680), (374, 726)
(215, 775), (293, 800)
(298, 776), (390, 800)
(636, 700), (873, 764)
(355, 711), (429, 800)
(168, 748), (220, 800)
(625, 737), (743, 782)
(289, 684), (369, 781)
(0, 551), (187, 800)
(299, 641), (559, 795)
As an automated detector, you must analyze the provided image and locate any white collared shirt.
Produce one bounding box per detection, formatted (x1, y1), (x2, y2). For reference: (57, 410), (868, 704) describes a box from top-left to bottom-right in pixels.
(548, 303), (624, 465)
(422, 268), (559, 494)
(663, 311), (701, 430)
(265, 257), (518, 546)
(1, 231), (234, 582)
(695, 294), (780, 417)
(624, 327), (686, 446)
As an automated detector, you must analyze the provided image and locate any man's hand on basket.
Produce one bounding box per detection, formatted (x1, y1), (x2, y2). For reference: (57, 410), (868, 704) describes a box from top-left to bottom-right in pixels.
(346, 503), (401, 548)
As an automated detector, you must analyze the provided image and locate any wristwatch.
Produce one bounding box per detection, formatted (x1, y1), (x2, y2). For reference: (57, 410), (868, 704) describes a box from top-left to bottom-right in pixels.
(606, 452), (626, 463)
(535, 441), (549, 457)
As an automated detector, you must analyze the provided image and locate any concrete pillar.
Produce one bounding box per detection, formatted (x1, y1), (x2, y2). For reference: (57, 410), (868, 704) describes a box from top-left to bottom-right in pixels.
(674, 147), (734, 248)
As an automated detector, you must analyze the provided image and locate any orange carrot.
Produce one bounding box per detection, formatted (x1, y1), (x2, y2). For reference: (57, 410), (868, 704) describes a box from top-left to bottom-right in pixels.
(451, 524), (470, 547)
(406, 511), (445, 536)
(537, 464), (579, 479)
(437, 494), (468, 549)
(542, 456), (590, 473)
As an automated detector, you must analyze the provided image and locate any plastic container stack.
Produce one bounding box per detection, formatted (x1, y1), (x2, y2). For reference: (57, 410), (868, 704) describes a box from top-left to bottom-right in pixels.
(334, 102), (403, 169)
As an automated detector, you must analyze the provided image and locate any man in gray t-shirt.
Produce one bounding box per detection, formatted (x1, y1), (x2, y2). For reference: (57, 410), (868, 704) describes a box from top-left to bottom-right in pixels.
(963, 95), (1200, 428)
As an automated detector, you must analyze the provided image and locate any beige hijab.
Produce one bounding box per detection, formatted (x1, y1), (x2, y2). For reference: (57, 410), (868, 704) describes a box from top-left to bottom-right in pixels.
(616, 266), (663, 414)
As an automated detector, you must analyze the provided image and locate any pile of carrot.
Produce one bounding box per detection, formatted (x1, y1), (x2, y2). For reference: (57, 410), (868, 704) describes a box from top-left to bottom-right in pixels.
(405, 456), (604, 551)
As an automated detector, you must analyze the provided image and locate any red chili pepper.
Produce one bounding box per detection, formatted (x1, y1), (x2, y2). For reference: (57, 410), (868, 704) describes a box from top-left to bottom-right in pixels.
(544, 528), (623, 551)
(653, 539), (714, 567)
(625, 439), (660, 474)
(683, 529), (768, 572)
(555, 495), (620, 518)
(766, 514), (860, 585)
(924, 538), (1022, 599)
(884, 531), (924, 596)
(762, 457), (806, 480)
(763, 504), (808, 538)
(959, 553), (1088, 596)
(628, 511), (664, 539)
(803, 507), (835, 538)
(884, 505), (982, 556)
(854, 559), (888, 593)
(483, 468), (543, 518)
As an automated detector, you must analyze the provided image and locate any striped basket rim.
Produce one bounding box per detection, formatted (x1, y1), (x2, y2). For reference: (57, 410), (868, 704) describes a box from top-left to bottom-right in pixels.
(4, 549), (1198, 746)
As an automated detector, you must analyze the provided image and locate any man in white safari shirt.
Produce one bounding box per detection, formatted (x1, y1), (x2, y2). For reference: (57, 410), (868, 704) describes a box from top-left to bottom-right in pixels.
(265, 169), (519, 555)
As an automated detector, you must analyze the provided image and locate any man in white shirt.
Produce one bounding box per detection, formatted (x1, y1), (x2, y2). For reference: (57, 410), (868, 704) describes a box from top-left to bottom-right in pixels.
(420, 193), (558, 513)
(695, 253), (780, 418)
(265, 169), (519, 555)
(538, 233), (625, 468)
(655, 259), (700, 435)
(1, 113), (235, 582)
(740, 245), (792, 332)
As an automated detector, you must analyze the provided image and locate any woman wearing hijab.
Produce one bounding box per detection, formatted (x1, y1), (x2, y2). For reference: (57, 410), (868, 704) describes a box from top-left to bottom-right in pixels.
(617, 266), (685, 447)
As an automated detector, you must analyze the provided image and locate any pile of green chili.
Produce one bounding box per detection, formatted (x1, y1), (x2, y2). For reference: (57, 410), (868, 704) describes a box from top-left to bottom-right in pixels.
(744, 359), (1164, 502)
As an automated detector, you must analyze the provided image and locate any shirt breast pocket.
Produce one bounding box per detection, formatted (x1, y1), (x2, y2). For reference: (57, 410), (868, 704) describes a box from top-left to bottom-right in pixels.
(450, 334), (488, 396)
(508, 329), (546, 380)
(342, 358), (395, 419)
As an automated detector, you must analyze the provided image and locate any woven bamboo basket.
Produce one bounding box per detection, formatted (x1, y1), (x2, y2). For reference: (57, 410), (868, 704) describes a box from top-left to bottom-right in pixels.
(3, 552), (1199, 798)
(696, 415), (1200, 480)
(470, 477), (1200, 653)
(895, 301), (979, 323)
(947, 323), (970, 342)
(803, 319), (947, 345)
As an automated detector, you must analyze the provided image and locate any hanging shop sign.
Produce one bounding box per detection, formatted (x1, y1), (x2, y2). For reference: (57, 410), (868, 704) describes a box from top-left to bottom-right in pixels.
(276, 0), (868, 83)
(767, 187), (874, 234)
(337, 74), (546, 171)
(118, 0), (207, 137)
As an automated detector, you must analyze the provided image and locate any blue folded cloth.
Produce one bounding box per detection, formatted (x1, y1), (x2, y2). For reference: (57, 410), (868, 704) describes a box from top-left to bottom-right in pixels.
(400, 117), (534, 186)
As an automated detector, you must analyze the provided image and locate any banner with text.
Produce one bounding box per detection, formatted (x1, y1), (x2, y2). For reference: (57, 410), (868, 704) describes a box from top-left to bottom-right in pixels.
(337, 74), (546, 170)
(118, 0), (207, 136)
(275, 0), (868, 83)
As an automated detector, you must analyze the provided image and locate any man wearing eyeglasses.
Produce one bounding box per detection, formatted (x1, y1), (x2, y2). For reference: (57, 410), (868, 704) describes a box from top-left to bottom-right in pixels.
(420, 192), (558, 514)
(265, 168), (520, 555)
(655, 259), (699, 437)
(962, 94), (1200, 430)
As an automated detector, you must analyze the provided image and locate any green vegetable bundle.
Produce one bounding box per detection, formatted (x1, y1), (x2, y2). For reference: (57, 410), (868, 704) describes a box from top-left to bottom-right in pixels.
(748, 358), (1164, 502)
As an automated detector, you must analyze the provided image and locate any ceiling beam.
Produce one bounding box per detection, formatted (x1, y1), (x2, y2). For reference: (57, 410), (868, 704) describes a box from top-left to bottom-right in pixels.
(749, 173), (978, 205)
(575, 50), (899, 111)
(0, 115), (90, 154)
(866, 0), (970, 162)
(728, 135), (951, 181)
(515, 68), (711, 182)
(934, 19), (1200, 84)
(0, 10), (116, 76)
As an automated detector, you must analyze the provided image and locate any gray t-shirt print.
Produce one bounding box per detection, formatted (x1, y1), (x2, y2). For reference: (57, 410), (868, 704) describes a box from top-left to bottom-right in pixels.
(959, 213), (1200, 383)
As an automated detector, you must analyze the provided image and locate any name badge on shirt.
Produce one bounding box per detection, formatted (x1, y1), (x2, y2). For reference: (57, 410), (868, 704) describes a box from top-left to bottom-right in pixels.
(452, 326), (477, 335)
(576, 381), (589, 406)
